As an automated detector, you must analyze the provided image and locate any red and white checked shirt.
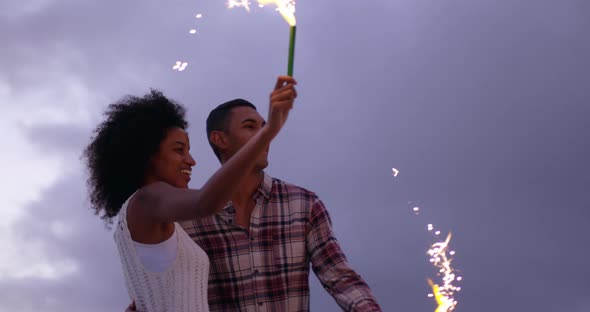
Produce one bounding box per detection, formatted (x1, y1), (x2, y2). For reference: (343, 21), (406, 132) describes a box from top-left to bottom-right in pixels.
(180, 173), (381, 311)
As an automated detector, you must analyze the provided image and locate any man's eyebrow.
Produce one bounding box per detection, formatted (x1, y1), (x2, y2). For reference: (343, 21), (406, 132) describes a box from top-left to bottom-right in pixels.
(241, 118), (258, 124)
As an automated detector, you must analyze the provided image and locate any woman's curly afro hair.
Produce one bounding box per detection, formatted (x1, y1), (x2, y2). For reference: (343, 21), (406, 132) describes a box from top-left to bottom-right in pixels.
(83, 90), (188, 224)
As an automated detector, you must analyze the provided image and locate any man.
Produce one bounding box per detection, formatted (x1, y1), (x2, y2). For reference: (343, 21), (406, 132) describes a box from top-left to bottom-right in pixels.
(181, 94), (381, 311)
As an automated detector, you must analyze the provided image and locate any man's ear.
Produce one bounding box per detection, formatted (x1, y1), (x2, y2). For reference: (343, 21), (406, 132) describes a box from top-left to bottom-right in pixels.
(210, 131), (228, 151)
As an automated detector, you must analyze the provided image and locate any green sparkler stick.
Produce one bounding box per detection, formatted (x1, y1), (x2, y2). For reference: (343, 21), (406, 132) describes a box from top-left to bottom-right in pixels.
(288, 25), (296, 76)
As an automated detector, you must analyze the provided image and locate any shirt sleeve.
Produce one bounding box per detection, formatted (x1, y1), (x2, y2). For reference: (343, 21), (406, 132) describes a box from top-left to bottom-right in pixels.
(306, 196), (382, 311)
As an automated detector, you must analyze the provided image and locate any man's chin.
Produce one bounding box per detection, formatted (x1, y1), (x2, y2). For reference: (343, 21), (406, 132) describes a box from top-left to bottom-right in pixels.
(256, 160), (269, 171)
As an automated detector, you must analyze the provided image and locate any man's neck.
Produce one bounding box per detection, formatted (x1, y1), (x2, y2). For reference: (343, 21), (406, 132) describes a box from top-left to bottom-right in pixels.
(231, 170), (264, 208)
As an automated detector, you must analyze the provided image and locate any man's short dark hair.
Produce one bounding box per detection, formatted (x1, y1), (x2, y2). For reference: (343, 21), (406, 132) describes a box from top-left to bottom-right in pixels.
(206, 99), (257, 162)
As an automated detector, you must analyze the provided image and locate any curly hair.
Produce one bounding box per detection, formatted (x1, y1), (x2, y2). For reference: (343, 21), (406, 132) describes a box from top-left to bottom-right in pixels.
(83, 89), (188, 224)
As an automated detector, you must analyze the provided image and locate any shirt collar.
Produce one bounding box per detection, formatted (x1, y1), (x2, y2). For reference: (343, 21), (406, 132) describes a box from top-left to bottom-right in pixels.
(223, 172), (272, 212)
(257, 172), (272, 201)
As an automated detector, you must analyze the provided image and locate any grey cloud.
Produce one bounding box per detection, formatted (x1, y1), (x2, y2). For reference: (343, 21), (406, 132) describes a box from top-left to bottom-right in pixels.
(1, 172), (128, 311)
(22, 123), (92, 156)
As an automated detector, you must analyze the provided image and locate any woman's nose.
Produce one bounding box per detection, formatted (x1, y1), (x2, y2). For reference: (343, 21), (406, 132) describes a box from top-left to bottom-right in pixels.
(187, 153), (196, 166)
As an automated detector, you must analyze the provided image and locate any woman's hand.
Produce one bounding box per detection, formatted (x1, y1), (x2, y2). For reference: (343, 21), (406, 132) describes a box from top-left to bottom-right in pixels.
(264, 75), (298, 138)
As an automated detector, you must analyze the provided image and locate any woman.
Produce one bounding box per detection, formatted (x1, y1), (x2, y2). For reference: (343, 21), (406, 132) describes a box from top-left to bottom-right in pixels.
(83, 76), (297, 311)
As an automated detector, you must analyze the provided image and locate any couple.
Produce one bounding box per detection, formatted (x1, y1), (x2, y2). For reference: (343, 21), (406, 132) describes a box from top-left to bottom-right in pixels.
(84, 76), (381, 311)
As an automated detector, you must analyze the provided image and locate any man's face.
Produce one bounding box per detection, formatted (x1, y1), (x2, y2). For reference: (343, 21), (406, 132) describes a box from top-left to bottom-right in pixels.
(222, 106), (269, 170)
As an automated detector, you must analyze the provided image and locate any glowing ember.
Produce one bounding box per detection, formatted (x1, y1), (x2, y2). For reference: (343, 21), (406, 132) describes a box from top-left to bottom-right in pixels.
(172, 61), (188, 71)
(189, 29), (197, 34)
(427, 232), (460, 312)
(195, 13), (203, 19)
(392, 168), (399, 177)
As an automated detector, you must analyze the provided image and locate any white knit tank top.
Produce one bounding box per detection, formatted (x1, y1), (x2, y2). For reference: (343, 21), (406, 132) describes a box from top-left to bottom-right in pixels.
(114, 193), (210, 312)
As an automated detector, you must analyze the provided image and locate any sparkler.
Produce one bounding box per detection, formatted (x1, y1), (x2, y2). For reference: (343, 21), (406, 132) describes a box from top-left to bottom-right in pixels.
(230, 0), (297, 76)
(257, 0), (296, 76)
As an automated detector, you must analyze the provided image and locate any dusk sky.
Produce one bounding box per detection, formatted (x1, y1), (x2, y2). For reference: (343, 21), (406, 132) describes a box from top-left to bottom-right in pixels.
(1, 0), (589, 311)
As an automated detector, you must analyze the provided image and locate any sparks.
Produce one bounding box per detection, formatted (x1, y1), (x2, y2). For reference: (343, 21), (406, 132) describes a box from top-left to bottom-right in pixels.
(427, 232), (460, 312)
(172, 61), (188, 72)
(227, 0), (252, 11)
(412, 206), (421, 215)
(392, 168), (399, 177)
(396, 170), (462, 311)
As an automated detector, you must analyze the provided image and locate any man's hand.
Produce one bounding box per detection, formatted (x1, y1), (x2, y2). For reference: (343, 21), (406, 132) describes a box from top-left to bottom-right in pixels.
(125, 301), (136, 312)
(265, 75), (297, 138)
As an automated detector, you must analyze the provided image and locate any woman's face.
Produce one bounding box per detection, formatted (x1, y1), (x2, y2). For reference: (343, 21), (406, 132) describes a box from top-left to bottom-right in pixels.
(144, 127), (196, 189)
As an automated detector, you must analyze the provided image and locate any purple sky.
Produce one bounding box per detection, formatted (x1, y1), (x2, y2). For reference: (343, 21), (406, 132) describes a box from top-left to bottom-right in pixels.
(1, 0), (589, 311)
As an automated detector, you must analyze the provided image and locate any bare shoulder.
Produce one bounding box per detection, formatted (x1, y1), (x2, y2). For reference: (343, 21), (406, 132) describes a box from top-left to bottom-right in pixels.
(126, 187), (171, 243)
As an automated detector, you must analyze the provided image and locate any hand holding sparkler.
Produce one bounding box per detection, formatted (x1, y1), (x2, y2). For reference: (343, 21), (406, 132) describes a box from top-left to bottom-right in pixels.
(264, 76), (298, 138)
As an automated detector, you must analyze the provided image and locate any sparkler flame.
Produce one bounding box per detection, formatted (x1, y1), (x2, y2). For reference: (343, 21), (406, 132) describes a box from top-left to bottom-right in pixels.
(427, 232), (459, 312)
(257, 0), (296, 26)
(229, 0), (295, 26)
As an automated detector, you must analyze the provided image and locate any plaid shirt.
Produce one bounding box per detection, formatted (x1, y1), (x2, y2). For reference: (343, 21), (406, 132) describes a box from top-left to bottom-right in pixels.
(180, 173), (381, 312)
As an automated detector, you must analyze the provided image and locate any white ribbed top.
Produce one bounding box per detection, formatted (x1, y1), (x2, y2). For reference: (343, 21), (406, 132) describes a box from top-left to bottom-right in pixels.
(114, 193), (210, 312)
(133, 229), (178, 273)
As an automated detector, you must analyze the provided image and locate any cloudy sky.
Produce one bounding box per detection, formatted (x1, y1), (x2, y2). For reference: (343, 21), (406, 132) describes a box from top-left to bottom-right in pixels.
(1, 0), (589, 311)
